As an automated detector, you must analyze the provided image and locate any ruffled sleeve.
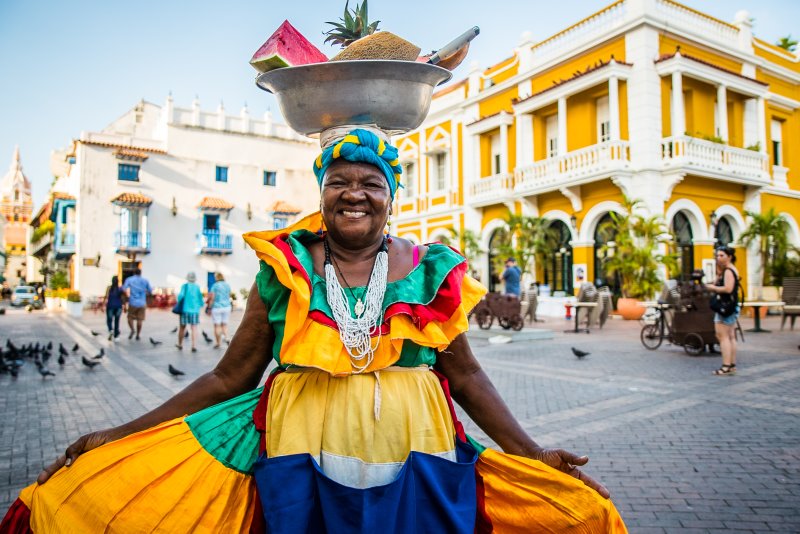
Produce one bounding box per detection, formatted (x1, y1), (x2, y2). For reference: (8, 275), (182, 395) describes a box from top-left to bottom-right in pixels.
(244, 212), (487, 376)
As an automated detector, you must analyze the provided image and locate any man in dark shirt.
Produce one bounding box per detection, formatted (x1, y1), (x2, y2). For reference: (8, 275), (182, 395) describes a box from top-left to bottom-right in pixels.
(502, 258), (522, 297)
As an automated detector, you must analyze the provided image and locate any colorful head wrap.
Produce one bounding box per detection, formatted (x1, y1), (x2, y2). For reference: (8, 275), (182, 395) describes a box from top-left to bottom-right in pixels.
(313, 128), (402, 199)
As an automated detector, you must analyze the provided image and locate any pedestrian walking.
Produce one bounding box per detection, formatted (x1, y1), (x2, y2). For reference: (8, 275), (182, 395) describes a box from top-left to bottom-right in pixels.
(175, 272), (204, 353)
(205, 273), (232, 348)
(122, 268), (152, 340)
(502, 257), (522, 297)
(104, 276), (124, 341)
(706, 246), (740, 375)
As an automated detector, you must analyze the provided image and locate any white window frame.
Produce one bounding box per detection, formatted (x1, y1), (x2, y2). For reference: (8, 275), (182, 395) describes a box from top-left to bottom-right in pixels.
(771, 119), (783, 166)
(490, 133), (502, 175)
(596, 96), (610, 143)
(402, 161), (416, 198)
(430, 152), (449, 192)
(546, 115), (558, 158)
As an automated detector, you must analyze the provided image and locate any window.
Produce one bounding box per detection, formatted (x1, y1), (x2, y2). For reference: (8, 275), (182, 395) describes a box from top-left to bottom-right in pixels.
(771, 119), (783, 166)
(494, 154), (502, 175)
(215, 166), (228, 183)
(432, 152), (448, 191)
(203, 214), (220, 232)
(14, 190), (19, 201)
(118, 163), (140, 182)
(546, 114), (558, 158)
(490, 133), (502, 175)
(263, 170), (277, 186)
(597, 96), (610, 143)
(402, 162), (416, 197)
(273, 216), (288, 230)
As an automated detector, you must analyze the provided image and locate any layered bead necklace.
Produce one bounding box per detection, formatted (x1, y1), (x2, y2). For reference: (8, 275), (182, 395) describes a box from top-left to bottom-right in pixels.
(323, 237), (389, 372)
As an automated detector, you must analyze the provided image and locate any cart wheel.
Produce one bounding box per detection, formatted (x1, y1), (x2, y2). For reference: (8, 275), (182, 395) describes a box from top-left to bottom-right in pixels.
(509, 314), (524, 331)
(683, 333), (704, 356)
(640, 324), (663, 350)
(498, 317), (512, 330)
(476, 309), (493, 330)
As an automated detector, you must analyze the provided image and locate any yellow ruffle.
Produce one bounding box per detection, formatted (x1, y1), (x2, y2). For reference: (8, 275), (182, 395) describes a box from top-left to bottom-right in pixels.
(243, 212), (487, 376)
(20, 418), (255, 533)
(476, 448), (628, 533)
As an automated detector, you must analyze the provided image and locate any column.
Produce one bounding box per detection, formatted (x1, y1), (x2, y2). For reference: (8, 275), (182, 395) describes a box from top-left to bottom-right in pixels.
(671, 71), (685, 137)
(557, 97), (567, 156)
(515, 113), (535, 167)
(756, 97), (767, 154)
(609, 76), (620, 142)
(716, 85), (728, 142)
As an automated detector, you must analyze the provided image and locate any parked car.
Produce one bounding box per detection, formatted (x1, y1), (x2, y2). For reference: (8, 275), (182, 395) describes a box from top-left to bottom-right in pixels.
(11, 286), (41, 309)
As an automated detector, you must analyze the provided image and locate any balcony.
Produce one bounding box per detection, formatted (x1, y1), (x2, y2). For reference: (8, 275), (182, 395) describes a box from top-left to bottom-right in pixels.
(467, 173), (514, 207)
(197, 231), (233, 254)
(54, 231), (75, 258)
(514, 141), (631, 195)
(115, 231), (151, 254)
(661, 136), (770, 185)
(29, 232), (52, 258)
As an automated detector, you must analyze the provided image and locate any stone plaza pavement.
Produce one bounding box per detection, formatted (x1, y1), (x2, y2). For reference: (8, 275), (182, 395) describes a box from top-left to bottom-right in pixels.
(0, 305), (798, 532)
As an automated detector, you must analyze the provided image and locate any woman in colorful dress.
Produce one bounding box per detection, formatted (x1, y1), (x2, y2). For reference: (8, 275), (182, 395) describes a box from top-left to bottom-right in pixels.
(2, 129), (626, 533)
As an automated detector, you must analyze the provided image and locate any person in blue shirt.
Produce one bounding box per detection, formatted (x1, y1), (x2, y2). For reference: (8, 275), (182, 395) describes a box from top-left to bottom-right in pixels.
(122, 268), (153, 340)
(176, 272), (205, 352)
(205, 273), (232, 349)
(502, 257), (522, 297)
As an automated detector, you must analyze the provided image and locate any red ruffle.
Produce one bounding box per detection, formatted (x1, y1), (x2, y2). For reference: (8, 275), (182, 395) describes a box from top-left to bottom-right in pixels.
(272, 233), (311, 289)
(0, 498), (33, 534)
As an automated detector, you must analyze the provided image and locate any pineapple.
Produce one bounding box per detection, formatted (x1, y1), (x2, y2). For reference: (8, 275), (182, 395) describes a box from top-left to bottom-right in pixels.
(324, 0), (380, 48)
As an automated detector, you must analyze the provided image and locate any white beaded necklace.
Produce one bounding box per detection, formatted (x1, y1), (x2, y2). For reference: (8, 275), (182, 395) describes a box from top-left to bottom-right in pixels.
(323, 237), (389, 372)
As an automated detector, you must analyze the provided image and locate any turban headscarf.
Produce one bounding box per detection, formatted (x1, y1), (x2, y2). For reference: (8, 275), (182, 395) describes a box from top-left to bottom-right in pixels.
(313, 128), (402, 200)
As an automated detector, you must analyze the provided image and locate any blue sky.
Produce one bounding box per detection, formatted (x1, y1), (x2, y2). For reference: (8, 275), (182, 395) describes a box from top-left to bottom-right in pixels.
(1, 0), (798, 206)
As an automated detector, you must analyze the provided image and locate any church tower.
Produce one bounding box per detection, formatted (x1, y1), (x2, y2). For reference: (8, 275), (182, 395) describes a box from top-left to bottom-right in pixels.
(1, 146), (34, 286)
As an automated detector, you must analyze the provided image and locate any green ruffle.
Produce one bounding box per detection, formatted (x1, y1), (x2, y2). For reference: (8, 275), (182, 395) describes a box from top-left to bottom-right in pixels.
(185, 387), (263, 474)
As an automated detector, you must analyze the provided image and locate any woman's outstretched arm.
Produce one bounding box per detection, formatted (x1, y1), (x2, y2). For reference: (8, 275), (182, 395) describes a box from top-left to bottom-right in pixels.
(38, 283), (273, 483)
(434, 333), (610, 498)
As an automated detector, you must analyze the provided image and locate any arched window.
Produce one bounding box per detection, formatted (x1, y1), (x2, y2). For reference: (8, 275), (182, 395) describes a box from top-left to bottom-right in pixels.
(672, 211), (694, 281)
(544, 220), (573, 295)
(594, 213), (621, 295)
(715, 217), (734, 246)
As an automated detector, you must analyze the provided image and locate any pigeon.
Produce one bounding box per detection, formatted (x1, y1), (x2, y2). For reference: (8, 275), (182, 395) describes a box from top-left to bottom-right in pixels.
(93, 348), (105, 360)
(571, 347), (590, 359)
(38, 367), (56, 378)
(72, 343), (80, 352)
(168, 364), (185, 377)
(59, 344), (68, 357)
(150, 338), (163, 347)
(202, 331), (213, 344)
(170, 327), (178, 334)
(41, 351), (51, 364)
(47, 341), (53, 350)
(9, 366), (18, 378)
(184, 331), (189, 339)
(81, 356), (100, 369)
(57, 354), (66, 366)
(91, 330), (100, 336)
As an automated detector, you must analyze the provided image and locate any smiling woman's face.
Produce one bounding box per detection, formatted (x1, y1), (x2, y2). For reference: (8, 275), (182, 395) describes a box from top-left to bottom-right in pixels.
(321, 160), (392, 249)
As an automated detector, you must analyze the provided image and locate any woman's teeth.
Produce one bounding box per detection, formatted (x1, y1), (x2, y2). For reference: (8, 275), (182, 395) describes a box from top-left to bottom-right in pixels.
(342, 211), (366, 218)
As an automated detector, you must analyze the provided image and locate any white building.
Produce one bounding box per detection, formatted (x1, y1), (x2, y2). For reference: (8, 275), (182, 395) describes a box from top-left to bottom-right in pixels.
(37, 96), (320, 299)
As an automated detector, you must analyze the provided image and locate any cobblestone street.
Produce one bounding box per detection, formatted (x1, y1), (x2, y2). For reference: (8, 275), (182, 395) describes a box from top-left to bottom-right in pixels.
(1, 307), (798, 532)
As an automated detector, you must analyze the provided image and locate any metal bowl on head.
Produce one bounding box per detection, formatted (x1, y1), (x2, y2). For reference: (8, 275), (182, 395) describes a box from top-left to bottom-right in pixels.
(256, 60), (452, 136)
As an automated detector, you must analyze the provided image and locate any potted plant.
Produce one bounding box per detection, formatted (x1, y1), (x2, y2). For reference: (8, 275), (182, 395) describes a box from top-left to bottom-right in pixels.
(599, 197), (678, 320)
(65, 291), (83, 318)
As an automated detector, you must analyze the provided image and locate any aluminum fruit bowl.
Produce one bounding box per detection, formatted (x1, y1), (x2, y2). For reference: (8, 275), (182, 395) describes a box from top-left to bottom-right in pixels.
(256, 60), (452, 136)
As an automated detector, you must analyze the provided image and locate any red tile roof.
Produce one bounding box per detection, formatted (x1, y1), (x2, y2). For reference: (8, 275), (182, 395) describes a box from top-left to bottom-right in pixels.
(111, 192), (153, 206)
(80, 140), (167, 154)
(199, 196), (234, 210)
(513, 58), (632, 106)
(113, 148), (150, 161)
(269, 201), (301, 214)
(654, 52), (768, 86)
(52, 192), (75, 201)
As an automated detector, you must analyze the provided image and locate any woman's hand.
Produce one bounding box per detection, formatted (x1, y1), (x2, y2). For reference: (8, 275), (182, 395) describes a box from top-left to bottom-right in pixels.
(37, 427), (127, 484)
(528, 447), (610, 499)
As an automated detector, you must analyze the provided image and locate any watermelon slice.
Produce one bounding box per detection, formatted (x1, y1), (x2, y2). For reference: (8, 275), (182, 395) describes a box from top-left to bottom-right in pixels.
(250, 20), (328, 73)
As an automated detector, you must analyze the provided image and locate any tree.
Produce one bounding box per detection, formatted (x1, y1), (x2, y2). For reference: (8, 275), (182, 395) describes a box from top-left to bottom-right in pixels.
(599, 196), (678, 300)
(492, 214), (560, 279)
(439, 227), (483, 268)
(776, 35), (798, 52)
(739, 208), (789, 286)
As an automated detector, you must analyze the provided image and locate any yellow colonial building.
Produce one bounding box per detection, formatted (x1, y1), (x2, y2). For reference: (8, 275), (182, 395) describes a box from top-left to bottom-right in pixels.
(393, 0), (800, 299)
